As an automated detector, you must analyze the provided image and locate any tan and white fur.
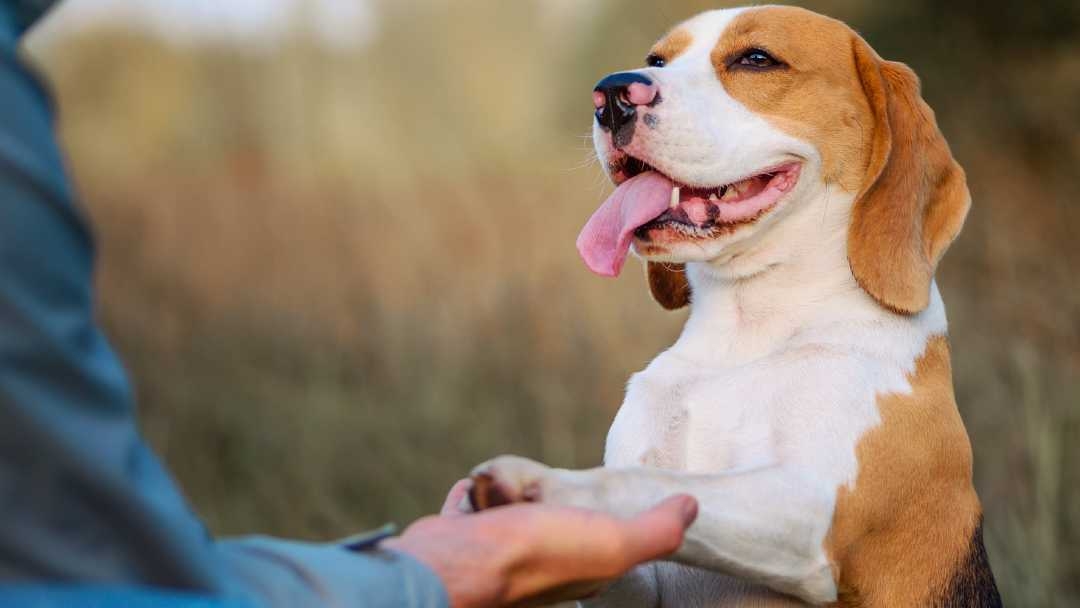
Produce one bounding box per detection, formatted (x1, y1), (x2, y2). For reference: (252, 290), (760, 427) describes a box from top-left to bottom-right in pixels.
(467, 6), (999, 607)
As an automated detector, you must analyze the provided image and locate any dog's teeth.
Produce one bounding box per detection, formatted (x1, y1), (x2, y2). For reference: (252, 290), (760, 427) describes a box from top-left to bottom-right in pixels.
(709, 192), (719, 202)
(721, 185), (739, 201)
(670, 186), (680, 209)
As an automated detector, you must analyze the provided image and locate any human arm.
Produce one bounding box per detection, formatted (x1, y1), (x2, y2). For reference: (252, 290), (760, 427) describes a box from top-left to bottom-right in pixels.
(0, 7), (446, 605)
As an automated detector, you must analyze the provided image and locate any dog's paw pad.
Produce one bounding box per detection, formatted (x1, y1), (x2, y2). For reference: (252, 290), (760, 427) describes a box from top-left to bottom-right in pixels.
(468, 456), (549, 511)
(468, 471), (515, 510)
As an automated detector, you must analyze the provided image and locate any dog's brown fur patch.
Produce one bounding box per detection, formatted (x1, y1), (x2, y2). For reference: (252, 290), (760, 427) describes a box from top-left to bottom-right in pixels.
(649, 27), (693, 65)
(824, 336), (997, 606)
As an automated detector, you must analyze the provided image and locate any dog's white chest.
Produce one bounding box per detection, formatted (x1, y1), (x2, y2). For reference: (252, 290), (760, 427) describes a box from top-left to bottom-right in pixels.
(604, 352), (782, 474)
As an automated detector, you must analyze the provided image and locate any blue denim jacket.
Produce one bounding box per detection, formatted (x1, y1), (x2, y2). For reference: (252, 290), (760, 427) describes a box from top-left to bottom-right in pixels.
(0, 3), (448, 606)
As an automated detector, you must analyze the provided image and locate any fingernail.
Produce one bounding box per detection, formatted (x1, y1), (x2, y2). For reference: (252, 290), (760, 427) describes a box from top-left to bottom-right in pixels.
(678, 495), (699, 526)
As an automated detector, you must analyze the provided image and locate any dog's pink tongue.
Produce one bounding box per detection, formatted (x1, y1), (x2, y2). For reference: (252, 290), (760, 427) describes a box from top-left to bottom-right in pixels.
(577, 171), (673, 277)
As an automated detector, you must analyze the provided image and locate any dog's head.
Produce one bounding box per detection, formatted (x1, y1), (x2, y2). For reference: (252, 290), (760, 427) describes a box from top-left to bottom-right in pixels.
(577, 6), (969, 314)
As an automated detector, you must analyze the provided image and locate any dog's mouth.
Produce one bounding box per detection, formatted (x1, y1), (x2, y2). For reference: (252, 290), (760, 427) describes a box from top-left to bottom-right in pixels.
(635, 161), (800, 239)
(577, 154), (801, 277)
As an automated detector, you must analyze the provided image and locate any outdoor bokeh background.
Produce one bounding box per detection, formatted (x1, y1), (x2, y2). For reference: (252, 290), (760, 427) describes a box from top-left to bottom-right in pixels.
(21, 0), (1079, 605)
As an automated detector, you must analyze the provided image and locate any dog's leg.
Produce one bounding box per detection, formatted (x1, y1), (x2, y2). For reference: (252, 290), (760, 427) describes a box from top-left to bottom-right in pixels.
(470, 456), (837, 605)
(578, 564), (659, 608)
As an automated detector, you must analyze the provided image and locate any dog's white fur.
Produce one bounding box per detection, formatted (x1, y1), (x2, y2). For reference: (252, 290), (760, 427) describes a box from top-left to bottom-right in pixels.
(471, 7), (959, 606)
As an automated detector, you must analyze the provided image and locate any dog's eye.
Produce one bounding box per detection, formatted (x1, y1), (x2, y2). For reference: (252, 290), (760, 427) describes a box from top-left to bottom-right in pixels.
(645, 53), (666, 68)
(736, 49), (780, 69)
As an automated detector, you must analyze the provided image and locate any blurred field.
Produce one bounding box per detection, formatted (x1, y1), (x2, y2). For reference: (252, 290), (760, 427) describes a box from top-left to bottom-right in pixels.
(24, 0), (1079, 605)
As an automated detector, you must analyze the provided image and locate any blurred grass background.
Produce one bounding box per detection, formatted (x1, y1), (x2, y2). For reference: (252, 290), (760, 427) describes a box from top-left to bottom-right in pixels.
(21, 0), (1079, 605)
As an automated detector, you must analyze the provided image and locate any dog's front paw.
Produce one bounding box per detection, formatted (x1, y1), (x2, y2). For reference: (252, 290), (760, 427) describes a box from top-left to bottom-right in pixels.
(468, 455), (553, 511)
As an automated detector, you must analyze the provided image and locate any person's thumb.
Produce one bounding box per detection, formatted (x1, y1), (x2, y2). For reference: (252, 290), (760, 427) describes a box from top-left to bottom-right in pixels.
(617, 494), (698, 566)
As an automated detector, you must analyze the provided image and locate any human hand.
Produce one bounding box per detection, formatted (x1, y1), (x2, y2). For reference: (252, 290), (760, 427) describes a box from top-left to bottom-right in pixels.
(381, 479), (697, 608)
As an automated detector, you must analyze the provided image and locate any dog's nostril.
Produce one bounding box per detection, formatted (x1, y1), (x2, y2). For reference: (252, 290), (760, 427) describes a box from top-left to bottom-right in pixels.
(593, 72), (657, 139)
(625, 82), (657, 106)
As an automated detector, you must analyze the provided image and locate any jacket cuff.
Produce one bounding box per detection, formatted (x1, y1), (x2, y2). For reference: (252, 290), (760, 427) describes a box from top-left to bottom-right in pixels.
(218, 536), (449, 608)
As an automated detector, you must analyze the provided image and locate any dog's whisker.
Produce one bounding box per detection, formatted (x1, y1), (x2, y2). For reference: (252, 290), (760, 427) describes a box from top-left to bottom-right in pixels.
(566, 152), (601, 173)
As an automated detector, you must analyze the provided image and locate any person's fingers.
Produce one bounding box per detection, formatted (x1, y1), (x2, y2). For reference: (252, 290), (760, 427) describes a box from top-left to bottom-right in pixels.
(510, 495), (697, 576)
(440, 478), (473, 516)
(613, 494), (698, 567)
(492, 497), (697, 603)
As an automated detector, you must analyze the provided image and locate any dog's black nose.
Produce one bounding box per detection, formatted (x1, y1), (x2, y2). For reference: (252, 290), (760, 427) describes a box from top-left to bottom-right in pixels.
(593, 72), (657, 145)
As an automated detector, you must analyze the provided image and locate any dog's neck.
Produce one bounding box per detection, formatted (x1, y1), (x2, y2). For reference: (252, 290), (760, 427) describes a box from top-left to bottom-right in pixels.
(674, 185), (930, 365)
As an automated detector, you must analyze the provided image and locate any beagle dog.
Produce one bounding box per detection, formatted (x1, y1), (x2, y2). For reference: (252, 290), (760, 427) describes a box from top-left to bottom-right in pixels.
(468, 6), (1001, 607)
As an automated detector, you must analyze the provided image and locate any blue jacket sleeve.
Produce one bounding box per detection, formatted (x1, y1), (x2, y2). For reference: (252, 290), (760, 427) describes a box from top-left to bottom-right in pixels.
(0, 4), (448, 606)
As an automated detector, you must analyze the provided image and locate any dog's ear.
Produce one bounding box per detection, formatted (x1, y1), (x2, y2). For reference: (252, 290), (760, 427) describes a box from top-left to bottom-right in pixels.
(848, 36), (970, 314)
(646, 262), (691, 310)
